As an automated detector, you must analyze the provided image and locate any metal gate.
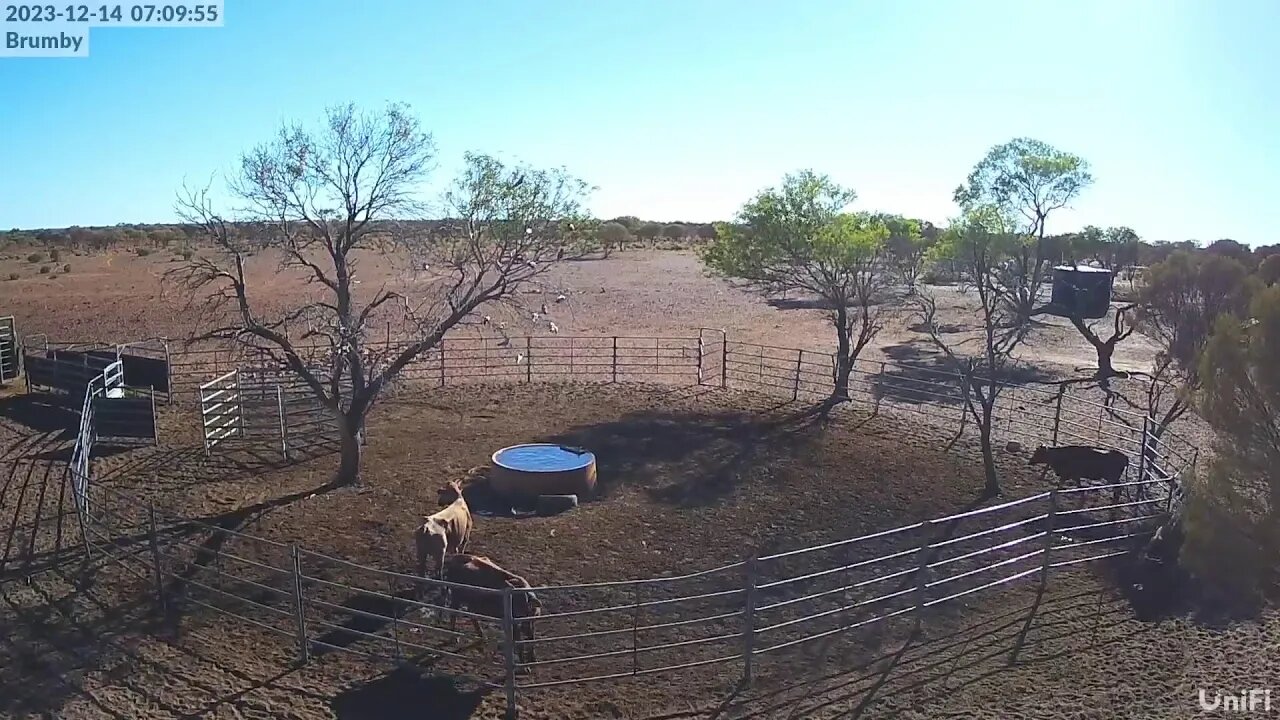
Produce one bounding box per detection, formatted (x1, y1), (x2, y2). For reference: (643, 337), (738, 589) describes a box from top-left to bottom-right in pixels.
(0, 316), (17, 382)
(199, 366), (343, 458)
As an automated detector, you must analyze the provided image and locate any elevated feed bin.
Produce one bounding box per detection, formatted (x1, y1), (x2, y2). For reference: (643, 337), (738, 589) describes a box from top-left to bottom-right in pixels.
(1050, 265), (1113, 319)
(491, 444), (597, 499)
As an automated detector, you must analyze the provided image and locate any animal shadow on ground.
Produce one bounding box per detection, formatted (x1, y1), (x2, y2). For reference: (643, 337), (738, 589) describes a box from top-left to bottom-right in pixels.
(542, 403), (830, 507)
(332, 667), (486, 720)
(311, 588), (423, 656)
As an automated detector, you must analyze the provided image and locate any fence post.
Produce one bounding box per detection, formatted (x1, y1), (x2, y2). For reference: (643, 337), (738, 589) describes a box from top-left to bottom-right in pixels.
(290, 544), (309, 665)
(1051, 386), (1065, 445)
(163, 341), (173, 403)
(914, 519), (933, 620)
(721, 333), (728, 388)
(388, 575), (403, 662)
(149, 385), (158, 445)
(439, 339), (446, 387)
(793, 350), (802, 401)
(697, 336), (704, 386)
(741, 554), (758, 684)
(874, 361), (886, 414)
(631, 581), (642, 675)
(277, 385), (289, 460)
(502, 586), (518, 719)
(1010, 490), (1057, 666)
(148, 502), (166, 616)
(234, 371), (245, 440)
(525, 337), (532, 383)
(1137, 415), (1150, 487)
(611, 337), (618, 384)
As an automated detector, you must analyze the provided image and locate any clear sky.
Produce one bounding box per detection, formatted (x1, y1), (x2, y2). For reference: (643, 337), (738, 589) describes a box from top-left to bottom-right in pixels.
(1, 0), (1277, 244)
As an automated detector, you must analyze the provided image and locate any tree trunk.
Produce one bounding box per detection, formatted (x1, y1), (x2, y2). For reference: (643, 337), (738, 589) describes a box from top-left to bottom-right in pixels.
(337, 418), (364, 486)
(979, 420), (1000, 497)
(1096, 343), (1115, 379)
(832, 305), (852, 401)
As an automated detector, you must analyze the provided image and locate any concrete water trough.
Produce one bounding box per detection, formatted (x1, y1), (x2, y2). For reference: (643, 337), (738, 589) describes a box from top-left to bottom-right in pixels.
(490, 443), (597, 499)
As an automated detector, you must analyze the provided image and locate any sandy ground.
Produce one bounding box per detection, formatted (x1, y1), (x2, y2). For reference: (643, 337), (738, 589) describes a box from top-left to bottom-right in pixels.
(0, 247), (1160, 376)
(0, 247), (1262, 720)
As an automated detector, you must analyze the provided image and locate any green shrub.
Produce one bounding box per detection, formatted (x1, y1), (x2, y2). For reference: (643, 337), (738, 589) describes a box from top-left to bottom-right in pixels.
(1181, 469), (1271, 610)
(25, 252), (42, 263)
(39, 265), (51, 274)
(135, 247), (152, 257)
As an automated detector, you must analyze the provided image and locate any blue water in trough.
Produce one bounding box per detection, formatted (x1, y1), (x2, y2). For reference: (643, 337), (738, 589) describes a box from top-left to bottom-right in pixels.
(492, 443), (595, 472)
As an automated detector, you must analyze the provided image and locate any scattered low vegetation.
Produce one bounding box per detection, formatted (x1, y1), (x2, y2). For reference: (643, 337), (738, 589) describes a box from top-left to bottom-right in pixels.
(38, 265), (50, 274)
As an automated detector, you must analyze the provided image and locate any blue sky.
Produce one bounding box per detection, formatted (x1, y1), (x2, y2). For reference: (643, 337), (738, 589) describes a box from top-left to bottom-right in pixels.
(1, 0), (1277, 244)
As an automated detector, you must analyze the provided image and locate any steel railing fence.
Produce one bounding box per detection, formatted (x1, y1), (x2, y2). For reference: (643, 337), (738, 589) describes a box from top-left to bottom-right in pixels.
(57, 329), (1196, 719)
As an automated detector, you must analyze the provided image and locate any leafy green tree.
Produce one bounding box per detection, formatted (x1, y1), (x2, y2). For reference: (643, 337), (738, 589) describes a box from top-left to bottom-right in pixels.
(610, 216), (640, 231)
(661, 223), (687, 240)
(1183, 286), (1280, 603)
(703, 170), (890, 402)
(917, 207), (1029, 497)
(1134, 251), (1260, 443)
(1206, 238), (1254, 267)
(955, 138), (1093, 318)
(597, 221), (631, 253)
(1259, 254), (1280, 286)
(636, 221), (663, 243)
(876, 214), (929, 292)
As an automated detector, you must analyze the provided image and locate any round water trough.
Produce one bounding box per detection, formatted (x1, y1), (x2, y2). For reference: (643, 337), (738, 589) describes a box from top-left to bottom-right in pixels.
(490, 444), (597, 499)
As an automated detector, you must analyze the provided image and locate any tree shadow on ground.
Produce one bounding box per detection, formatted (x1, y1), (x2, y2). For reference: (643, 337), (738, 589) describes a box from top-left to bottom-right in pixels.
(872, 340), (1058, 408)
(539, 402), (832, 508)
(765, 295), (890, 312)
(684, 583), (1147, 720)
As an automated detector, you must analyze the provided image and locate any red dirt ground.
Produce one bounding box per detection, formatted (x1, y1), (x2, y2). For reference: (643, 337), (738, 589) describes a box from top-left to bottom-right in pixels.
(1, 380), (1270, 720)
(0, 247), (1267, 719)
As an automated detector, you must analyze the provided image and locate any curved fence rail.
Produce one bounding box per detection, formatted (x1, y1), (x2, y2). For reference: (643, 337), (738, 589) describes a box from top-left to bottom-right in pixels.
(62, 330), (1193, 719)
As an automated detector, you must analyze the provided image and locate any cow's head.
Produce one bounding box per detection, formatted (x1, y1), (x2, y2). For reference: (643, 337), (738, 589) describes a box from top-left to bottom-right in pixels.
(438, 479), (465, 505)
(1028, 446), (1050, 465)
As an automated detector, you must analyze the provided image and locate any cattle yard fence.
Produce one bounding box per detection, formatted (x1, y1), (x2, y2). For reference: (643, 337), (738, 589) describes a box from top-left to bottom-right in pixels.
(59, 329), (1195, 719)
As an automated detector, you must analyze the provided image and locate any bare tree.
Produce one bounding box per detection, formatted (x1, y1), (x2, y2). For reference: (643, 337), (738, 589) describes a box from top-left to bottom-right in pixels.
(916, 209), (1030, 497)
(171, 104), (590, 485)
(1066, 304), (1136, 380)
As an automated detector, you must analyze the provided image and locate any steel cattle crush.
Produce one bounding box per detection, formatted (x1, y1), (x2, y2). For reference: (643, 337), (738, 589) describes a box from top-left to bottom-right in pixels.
(200, 366), (342, 458)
